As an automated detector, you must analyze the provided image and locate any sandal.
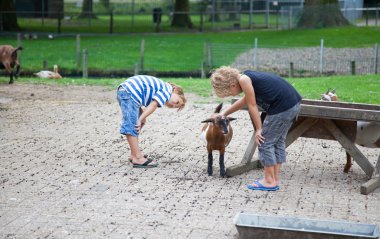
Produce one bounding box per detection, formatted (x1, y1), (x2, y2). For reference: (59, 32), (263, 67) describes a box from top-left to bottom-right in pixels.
(132, 158), (158, 168)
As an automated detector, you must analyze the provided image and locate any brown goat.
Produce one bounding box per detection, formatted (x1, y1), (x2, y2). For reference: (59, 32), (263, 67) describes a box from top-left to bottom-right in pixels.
(201, 103), (236, 177)
(321, 88), (380, 173)
(0, 45), (23, 84)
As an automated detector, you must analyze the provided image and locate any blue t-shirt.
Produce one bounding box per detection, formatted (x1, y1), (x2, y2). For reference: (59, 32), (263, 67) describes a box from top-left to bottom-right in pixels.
(120, 75), (172, 107)
(243, 70), (301, 115)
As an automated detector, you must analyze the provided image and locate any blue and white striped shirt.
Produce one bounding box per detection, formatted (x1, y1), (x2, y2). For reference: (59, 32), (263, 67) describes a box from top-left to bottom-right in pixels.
(120, 75), (173, 107)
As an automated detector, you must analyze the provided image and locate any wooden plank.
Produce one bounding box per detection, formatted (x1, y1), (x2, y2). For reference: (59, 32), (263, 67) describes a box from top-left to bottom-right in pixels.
(286, 117), (319, 147)
(300, 104), (380, 122)
(231, 98), (380, 122)
(360, 177), (380, 195)
(226, 160), (261, 177)
(301, 99), (380, 111)
(241, 133), (258, 164)
(323, 119), (375, 178)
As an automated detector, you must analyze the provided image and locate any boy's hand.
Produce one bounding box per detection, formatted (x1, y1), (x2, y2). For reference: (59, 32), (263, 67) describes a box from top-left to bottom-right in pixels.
(255, 128), (265, 146)
(135, 119), (146, 132)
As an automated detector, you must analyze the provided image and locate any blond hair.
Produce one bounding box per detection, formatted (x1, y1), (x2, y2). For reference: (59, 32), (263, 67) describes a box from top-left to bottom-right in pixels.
(168, 82), (187, 111)
(210, 66), (240, 98)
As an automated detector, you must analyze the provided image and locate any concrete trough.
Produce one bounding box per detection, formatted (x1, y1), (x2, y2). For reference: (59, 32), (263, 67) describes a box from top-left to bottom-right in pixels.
(234, 213), (380, 239)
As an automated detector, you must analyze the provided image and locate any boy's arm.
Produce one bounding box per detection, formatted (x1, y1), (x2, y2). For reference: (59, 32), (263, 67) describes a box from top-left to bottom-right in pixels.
(135, 100), (158, 132)
(222, 97), (246, 116)
(239, 75), (265, 145)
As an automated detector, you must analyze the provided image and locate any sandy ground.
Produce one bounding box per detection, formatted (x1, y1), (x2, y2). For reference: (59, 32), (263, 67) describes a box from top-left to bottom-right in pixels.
(0, 83), (379, 239)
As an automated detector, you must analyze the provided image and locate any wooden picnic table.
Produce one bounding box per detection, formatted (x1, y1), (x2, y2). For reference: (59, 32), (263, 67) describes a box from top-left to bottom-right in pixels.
(226, 99), (380, 195)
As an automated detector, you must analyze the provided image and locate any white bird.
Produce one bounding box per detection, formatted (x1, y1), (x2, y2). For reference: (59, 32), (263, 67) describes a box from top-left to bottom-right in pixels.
(34, 65), (62, 79)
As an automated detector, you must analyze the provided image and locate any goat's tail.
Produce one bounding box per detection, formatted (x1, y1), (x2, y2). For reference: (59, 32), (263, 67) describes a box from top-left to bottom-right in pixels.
(215, 103), (223, 113)
(11, 46), (23, 58)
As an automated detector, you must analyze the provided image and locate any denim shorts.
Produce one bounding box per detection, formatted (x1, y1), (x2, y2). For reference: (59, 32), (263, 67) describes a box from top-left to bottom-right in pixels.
(117, 87), (140, 137)
(258, 103), (301, 167)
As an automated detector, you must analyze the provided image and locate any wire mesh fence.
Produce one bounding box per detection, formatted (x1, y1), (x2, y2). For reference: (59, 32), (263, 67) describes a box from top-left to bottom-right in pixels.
(1, 1), (380, 33)
(208, 42), (380, 77)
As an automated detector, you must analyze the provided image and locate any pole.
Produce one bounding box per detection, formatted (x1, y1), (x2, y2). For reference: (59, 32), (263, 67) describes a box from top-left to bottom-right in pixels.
(83, 49), (88, 78)
(253, 38), (258, 70)
(374, 44), (378, 74)
(76, 34), (81, 74)
(140, 39), (145, 72)
(319, 38), (324, 75)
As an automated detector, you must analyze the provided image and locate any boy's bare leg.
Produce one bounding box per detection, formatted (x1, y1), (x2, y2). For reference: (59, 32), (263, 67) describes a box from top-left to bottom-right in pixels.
(274, 163), (282, 186)
(250, 165), (277, 188)
(126, 135), (146, 164)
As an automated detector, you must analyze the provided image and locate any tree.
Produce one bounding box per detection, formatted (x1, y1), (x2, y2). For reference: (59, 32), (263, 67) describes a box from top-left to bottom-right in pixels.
(298, 0), (350, 28)
(171, 0), (193, 28)
(78, 0), (97, 19)
(0, 0), (20, 31)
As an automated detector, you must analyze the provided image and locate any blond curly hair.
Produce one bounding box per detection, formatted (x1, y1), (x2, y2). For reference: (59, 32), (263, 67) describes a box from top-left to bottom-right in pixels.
(210, 66), (240, 98)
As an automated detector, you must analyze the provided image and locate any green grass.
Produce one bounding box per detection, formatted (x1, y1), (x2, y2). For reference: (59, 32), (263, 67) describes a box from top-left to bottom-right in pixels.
(1, 26), (379, 73)
(2, 74), (379, 104)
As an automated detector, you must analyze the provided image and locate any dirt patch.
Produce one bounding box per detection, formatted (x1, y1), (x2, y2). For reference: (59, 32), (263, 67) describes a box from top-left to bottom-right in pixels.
(1, 83), (379, 238)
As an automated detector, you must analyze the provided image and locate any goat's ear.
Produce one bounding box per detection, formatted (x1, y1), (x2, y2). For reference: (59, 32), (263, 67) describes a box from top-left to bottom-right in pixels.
(214, 103), (223, 113)
(201, 118), (213, 123)
(228, 117), (237, 121)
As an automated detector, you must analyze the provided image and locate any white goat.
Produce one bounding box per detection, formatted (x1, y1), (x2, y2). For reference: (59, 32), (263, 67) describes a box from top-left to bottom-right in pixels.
(321, 89), (380, 172)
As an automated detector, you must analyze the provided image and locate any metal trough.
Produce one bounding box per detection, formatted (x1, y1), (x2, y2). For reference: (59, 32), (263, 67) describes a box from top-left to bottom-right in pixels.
(234, 213), (380, 239)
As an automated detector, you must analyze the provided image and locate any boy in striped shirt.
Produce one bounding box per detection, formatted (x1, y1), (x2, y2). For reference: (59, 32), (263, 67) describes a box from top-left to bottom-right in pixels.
(117, 75), (186, 168)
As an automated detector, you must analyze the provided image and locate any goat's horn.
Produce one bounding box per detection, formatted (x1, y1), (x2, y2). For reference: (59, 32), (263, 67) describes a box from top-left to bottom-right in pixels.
(326, 88), (330, 94)
(332, 88), (337, 93)
(201, 119), (213, 123)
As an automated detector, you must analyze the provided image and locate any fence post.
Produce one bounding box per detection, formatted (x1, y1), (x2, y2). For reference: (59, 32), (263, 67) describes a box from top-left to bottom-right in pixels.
(140, 39), (145, 72)
(249, 0), (253, 30)
(109, 8), (113, 34)
(319, 38), (324, 75)
(83, 49), (88, 78)
(200, 11), (204, 32)
(289, 62), (294, 77)
(76, 34), (81, 74)
(351, 61), (356, 75)
(43, 60), (48, 70)
(17, 33), (22, 65)
(201, 61), (205, 78)
(134, 63), (139, 76)
(253, 37), (258, 70)
(57, 12), (62, 34)
(374, 44), (379, 74)
(207, 42), (212, 69)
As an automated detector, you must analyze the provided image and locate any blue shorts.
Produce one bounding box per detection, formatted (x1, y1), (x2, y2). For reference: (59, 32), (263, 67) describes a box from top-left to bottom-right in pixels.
(258, 103), (301, 167)
(117, 87), (140, 137)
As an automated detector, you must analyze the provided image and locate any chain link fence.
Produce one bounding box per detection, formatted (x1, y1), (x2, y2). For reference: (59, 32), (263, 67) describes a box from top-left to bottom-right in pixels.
(1, 1), (379, 33)
(207, 41), (379, 77)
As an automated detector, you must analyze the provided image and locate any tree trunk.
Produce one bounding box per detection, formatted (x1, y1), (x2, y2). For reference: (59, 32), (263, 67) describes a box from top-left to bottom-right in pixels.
(298, 0), (351, 28)
(78, 0), (97, 19)
(0, 0), (20, 31)
(171, 0), (193, 28)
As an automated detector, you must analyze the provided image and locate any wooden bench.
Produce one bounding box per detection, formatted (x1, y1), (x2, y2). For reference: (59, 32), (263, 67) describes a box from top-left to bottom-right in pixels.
(226, 99), (380, 195)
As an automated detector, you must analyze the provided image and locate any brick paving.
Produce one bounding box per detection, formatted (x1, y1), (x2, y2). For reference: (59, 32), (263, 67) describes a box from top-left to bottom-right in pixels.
(1, 84), (379, 239)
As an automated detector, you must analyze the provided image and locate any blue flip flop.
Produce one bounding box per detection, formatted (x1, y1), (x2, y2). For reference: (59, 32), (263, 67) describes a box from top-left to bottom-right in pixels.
(132, 158), (158, 168)
(246, 180), (280, 191)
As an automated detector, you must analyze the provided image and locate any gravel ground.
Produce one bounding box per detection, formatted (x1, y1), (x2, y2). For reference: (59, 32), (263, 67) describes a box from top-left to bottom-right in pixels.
(232, 47), (378, 76)
(0, 83), (379, 239)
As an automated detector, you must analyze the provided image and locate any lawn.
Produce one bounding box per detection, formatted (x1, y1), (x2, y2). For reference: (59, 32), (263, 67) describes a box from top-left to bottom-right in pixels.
(0, 26), (379, 74)
(2, 74), (379, 105)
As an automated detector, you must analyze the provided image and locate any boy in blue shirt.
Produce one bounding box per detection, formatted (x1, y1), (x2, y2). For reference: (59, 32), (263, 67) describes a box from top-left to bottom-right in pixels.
(117, 75), (186, 168)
